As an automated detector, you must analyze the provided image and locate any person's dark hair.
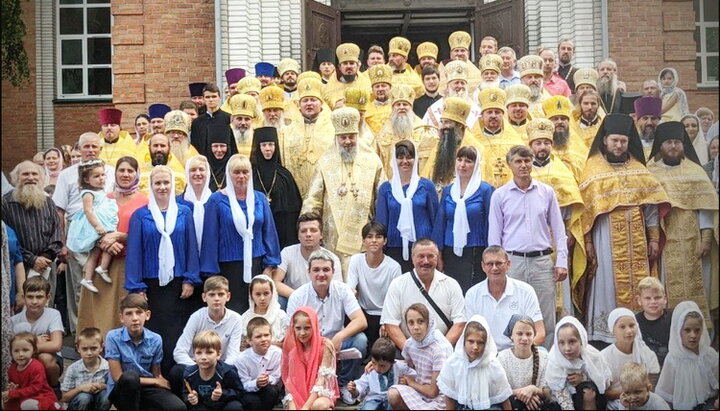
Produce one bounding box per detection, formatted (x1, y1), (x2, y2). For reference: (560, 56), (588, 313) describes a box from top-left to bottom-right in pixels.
(78, 159), (106, 190)
(203, 82), (221, 94)
(23, 276), (51, 296)
(370, 337), (396, 363)
(577, 89), (601, 105)
(135, 113), (150, 124)
(297, 212), (322, 231)
(572, 380), (607, 410)
(506, 145), (533, 163)
(362, 221), (387, 238)
(116, 156), (139, 172)
(422, 66), (440, 79)
(405, 302), (430, 323)
(179, 100), (197, 111)
(120, 293), (149, 312)
(247, 317), (272, 339)
(395, 140), (416, 159)
(456, 145), (478, 162)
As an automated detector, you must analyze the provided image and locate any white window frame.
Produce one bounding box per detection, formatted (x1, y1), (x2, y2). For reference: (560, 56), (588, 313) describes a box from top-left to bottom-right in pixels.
(696, 0), (719, 88)
(56, 0), (113, 99)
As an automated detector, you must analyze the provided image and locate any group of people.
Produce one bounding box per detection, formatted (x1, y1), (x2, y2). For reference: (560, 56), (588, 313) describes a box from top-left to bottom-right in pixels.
(1, 30), (719, 410)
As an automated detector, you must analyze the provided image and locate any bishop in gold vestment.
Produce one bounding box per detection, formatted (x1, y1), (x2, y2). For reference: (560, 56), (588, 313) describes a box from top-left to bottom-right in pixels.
(579, 114), (669, 342)
(647, 122), (719, 328)
(322, 43), (372, 109)
(302, 107), (386, 274)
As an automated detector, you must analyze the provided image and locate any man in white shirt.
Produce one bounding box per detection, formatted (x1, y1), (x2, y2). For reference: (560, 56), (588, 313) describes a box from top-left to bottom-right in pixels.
(380, 238), (466, 350)
(272, 212), (342, 310)
(464, 246), (545, 351)
(286, 249), (368, 399)
(52, 132), (115, 333)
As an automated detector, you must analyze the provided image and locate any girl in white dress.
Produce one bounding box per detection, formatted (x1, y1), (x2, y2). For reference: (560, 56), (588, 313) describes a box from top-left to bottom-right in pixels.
(238, 274), (289, 348)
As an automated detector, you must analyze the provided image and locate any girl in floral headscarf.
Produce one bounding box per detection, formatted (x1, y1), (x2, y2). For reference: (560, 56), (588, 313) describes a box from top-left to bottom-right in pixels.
(658, 67), (689, 122)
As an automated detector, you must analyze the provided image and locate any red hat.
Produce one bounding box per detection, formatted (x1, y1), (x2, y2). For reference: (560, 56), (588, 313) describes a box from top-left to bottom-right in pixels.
(225, 68), (246, 86)
(98, 108), (122, 125)
(633, 96), (662, 118)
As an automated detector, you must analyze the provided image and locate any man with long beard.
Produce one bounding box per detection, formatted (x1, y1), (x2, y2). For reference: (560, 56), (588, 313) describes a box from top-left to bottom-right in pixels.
(279, 77), (335, 197)
(543, 95), (589, 182)
(138, 133), (187, 195)
(647, 121), (718, 329)
(323, 43), (372, 109)
(476, 53), (503, 92)
(259, 85), (288, 129)
(437, 31), (482, 94)
(388, 36), (424, 98)
(596, 58), (626, 114)
(570, 89), (605, 147)
(579, 113), (669, 343)
(633, 96), (662, 161)
(228, 93), (257, 156)
(163, 110), (199, 168)
(302, 107), (385, 274)
(518, 55), (550, 119)
(364, 64), (394, 135)
(375, 84), (438, 176)
(526, 119), (586, 317)
(423, 60), (482, 129)
(469, 87), (524, 188)
(3, 161), (63, 303)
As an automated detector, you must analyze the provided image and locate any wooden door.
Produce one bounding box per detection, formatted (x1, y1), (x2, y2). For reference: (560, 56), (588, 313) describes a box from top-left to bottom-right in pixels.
(474, 0), (526, 57)
(304, 0), (341, 70)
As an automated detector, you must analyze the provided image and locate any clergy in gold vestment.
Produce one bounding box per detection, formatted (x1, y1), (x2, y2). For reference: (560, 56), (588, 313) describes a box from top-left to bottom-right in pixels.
(570, 90), (605, 148)
(579, 114), (669, 343)
(375, 85), (438, 178)
(302, 107), (386, 274)
(424, 60), (483, 130)
(436, 31), (483, 94)
(518, 55), (551, 120)
(323, 43), (372, 109)
(163, 110), (199, 168)
(469, 88), (524, 188)
(364, 64), (394, 135)
(388, 36), (425, 98)
(647, 121), (719, 328)
(138, 133), (187, 195)
(97, 108), (139, 166)
(278, 78), (335, 198)
(543, 96), (589, 182)
(344, 87), (377, 149)
(527, 119), (586, 317)
(505, 84), (534, 142)
(228, 94), (257, 157)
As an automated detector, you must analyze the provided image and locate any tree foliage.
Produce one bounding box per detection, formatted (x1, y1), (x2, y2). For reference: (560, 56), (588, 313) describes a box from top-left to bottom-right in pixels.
(1, 0), (30, 87)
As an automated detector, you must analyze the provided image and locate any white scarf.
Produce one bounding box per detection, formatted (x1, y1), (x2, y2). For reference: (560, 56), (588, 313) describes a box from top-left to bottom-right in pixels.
(183, 157), (212, 251)
(404, 312), (454, 354)
(606, 308), (657, 367)
(148, 169), (179, 287)
(449, 148), (482, 256)
(240, 274), (284, 338)
(656, 301), (719, 410)
(681, 114), (709, 165)
(546, 316), (610, 394)
(389, 142), (420, 261)
(438, 315), (498, 409)
(225, 162), (255, 283)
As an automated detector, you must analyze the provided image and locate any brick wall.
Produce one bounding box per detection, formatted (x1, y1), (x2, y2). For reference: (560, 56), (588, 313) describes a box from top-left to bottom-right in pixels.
(1, 0), (37, 173)
(607, 0), (719, 113)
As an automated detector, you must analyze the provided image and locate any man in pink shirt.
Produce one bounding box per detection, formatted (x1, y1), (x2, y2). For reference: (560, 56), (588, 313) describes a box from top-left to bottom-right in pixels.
(539, 48), (571, 97)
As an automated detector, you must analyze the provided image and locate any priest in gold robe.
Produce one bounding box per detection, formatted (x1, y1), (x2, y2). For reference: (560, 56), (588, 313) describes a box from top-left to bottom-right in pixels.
(97, 108), (138, 166)
(228, 94), (257, 157)
(505, 84), (534, 141)
(364, 64), (394, 135)
(163, 110), (199, 168)
(344, 87), (376, 149)
(469, 87), (525, 188)
(647, 121), (719, 328)
(579, 113), (669, 342)
(388, 36), (425, 98)
(278, 77), (335, 197)
(518, 55), (551, 120)
(259, 85), (290, 129)
(543, 96), (589, 182)
(322, 43), (372, 109)
(138, 133), (187, 195)
(423, 60), (482, 130)
(375, 84), (438, 178)
(527, 118), (586, 317)
(437, 31), (482, 95)
(302, 107), (386, 273)
(571, 89), (605, 148)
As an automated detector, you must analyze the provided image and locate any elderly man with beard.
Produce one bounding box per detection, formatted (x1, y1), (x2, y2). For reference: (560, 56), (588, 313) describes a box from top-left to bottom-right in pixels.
(633, 96), (662, 161)
(475, 53), (503, 95)
(52, 132), (115, 333)
(518, 55), (551, 119)
(423, 60), (482, 129)
(375, 84), (438, 177)
(228, 93), (257, 157)
(137, 133), (187, 195)
(539, 48), (571, 97)
(543, 95), (589, 182)
(364, 64), (394, 135)
(302, 107), (386, 274)
(557, 39), (578, 92)
(279, 77), (335, 197)
(323, 43), (372, 109)
(2, 161), (63, 304)
(163, 110), (199, 167)
(388, 36), (424, 98)
(469, 88), (525, 188)
(259, 85), (288, 129)
(526, 119), (587, 317)
(437, 31), (483, 95)
(579, 114), (669, 343)
(505, 84), (533, 141)
(647, 121), (718, 331)
(97, 108), (138, 167)
(597, 58), (627, 113)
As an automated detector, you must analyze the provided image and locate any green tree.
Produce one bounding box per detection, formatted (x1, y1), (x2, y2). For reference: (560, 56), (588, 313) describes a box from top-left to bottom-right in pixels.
(1, 0), (30, 87)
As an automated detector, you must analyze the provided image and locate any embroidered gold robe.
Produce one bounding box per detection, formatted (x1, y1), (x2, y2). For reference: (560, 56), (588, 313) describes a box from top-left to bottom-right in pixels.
(138, 152), (187, 195)
(552, 132), (589, 183)
(468, 124), (525, 188)
(99, 130), (139, 166)
(392, 69), (425, 99)
(322, 72), (372, 109)
(364, 101), (393, 136)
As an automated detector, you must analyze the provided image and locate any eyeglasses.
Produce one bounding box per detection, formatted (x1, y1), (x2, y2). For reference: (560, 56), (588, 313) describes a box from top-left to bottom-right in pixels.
(482, 261), (507, 267)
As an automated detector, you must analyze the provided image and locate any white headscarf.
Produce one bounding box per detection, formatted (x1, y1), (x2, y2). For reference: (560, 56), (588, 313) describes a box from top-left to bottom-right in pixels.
(658, 67), (690, 116)
(239, 274), (286, 341)
(606, 308), (658, 367)
(681, 114), (709, 164)
(148, 167), (179, 287)
(225, 158), (255, 283)
(183, 156), (212, 251)
(450, 147), (482, 256)
(546, 316), (611, 394)
(656, 301), (719, 410)
(404, 307), (454, 355)
(390, 141), (420, 261)
(438, 315), (503, 409)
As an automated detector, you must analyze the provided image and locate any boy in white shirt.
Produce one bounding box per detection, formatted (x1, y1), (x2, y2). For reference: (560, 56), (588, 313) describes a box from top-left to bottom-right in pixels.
(235, 317), (283, 409)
